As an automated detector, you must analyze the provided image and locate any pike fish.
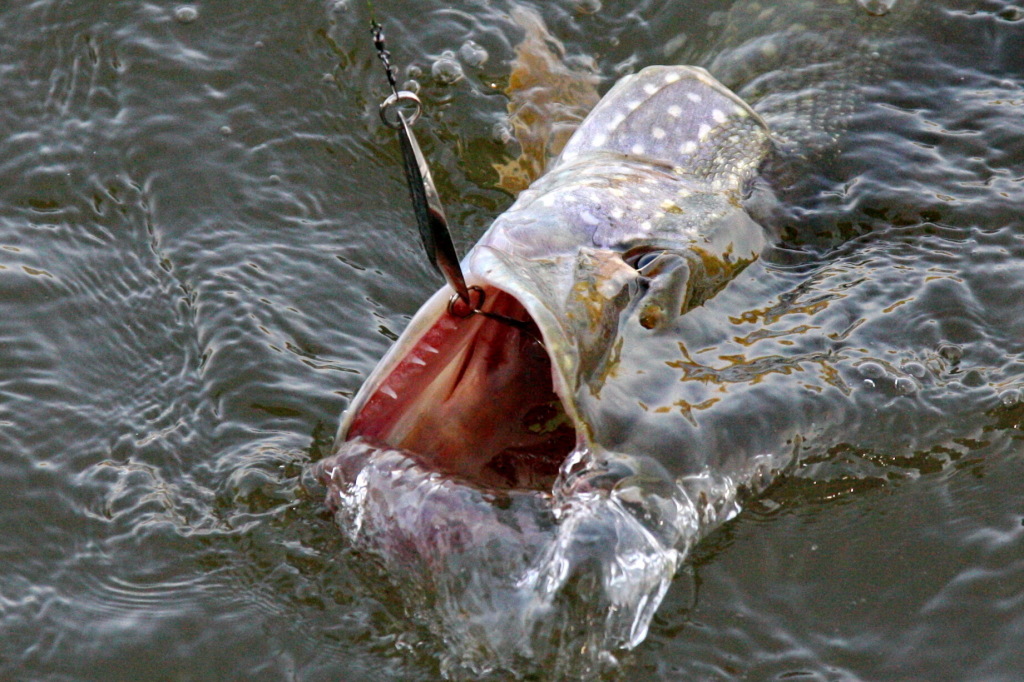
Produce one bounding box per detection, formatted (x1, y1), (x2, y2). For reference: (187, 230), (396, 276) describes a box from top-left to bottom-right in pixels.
(317, 0), (980, 675)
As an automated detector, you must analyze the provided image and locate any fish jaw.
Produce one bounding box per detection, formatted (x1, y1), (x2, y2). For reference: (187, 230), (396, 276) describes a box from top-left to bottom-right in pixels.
(338, 276), (581, 490)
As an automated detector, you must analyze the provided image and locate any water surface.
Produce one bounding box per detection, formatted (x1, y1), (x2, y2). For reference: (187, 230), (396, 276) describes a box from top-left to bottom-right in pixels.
(1, 0), (1023, 679)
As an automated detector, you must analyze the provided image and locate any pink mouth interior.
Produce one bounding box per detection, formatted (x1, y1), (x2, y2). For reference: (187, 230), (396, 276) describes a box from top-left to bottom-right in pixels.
(348, 286), (577, 490)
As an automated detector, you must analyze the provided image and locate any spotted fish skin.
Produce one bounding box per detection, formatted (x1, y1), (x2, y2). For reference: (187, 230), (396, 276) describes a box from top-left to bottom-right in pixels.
(471, 65), (772, 407)
(555, 66), (769, 191)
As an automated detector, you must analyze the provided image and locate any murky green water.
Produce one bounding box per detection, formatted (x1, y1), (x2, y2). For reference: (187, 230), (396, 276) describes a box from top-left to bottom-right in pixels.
(1, 0), (1023, 679)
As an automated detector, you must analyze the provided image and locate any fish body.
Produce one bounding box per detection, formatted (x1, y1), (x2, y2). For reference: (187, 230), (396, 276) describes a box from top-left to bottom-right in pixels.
(321, 64), (770, 673)
(318, 0), (964, 676)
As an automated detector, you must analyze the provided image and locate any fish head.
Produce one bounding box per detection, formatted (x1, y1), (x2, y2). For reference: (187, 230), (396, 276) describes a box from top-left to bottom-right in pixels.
(317, 66), (774, 673)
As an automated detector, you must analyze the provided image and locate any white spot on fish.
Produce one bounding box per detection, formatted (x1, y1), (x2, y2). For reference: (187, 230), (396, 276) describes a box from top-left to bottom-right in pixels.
(711, 109), (727, 123)
(610, 188), (625, 197)
(664, 71), (680, 84)
(631, 143), (645, 155)
(639, 186), (651, 194)
(610, 113), (626, 128)
(643, 83), (658, 95)
(611, 207), (625, 219)
(668, 105), (682, 118)
(686, 92), (702, 103)
(592, 133), (608, 146)
(652, 127), (666, 139)
(627, 100), (641, 111)
(698, 123), (711, 139)
(660, 199), (675, 210)
(631, 199), (645, 210)
(640, 221), (652, 231)
(679, 140), (697, 154)
(541, 194), (556, 207)
(581, 210), (599, 225)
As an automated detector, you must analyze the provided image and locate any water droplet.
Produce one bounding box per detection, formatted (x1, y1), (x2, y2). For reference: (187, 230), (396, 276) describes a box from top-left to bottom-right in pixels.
(894, 377), (916, 395)
(857, 0), (896, 16)
(1000, 389), (1020, 406)
(401, 79), (420, 94)
(174, 5), (199, 23)
(219, 125), (232, 136)
(431, 51), (464, 85)
(859, 361), (885, 379)
(863, 379), (876, 389)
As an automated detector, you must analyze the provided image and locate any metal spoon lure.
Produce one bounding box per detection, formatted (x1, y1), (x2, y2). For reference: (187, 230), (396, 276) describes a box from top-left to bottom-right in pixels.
(378, 91), (470, 304)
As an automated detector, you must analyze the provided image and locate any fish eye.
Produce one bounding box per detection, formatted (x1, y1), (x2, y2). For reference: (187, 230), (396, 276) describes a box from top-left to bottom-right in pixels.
(630, 250), (662, 271)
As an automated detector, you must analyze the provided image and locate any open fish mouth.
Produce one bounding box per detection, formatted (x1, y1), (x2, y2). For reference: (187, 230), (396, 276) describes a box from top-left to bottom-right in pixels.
(314, 270), (689, 673)
(341, 284), (576, 492)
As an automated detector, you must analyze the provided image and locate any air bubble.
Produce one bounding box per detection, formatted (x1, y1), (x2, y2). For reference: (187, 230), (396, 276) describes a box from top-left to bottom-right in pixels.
(894, 377), (916, 395)
(1000, 389), (1021, 406)
(937, 343), (962, 363)
(857, 0), (897, 16)
(962, 370), (985, 388)
(401, 79), (421, 94)
(572, 0), (602, 14)
(431, 51), (464, 85)
(492, 120), (513, 145)
(998, 6), (1024, 21)
(174, 5), (199, 23)
(458, 40), (488, 68)
(663, 34), (687, 58)
(706, 11), (727, 26)
(902, 362), (926, 378)
(859, 361), (885, 379)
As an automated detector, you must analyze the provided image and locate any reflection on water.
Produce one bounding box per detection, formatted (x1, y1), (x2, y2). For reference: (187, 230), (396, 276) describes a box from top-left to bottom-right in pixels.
(0, 0), (1023, 679)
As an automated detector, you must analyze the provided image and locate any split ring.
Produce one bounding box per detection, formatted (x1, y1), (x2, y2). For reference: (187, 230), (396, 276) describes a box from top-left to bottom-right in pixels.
(448, 285), (485, 318)
(379, 90), (422, 129)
